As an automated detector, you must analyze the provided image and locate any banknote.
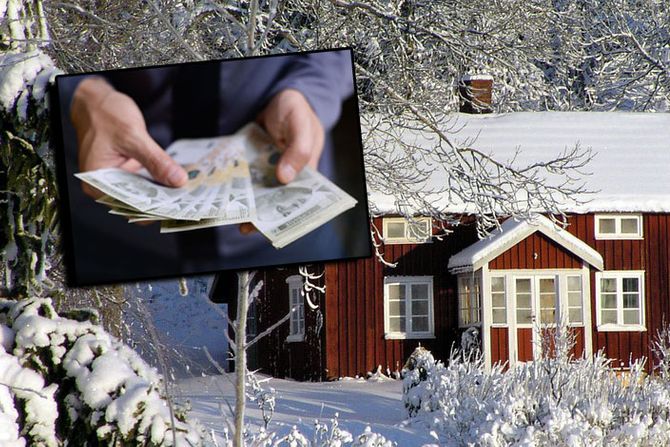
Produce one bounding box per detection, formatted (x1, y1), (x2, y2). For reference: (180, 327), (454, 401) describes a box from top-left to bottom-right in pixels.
(76, 135), (255, 222)
(234, 123), (357, 248)
(78, 123), (357, 249)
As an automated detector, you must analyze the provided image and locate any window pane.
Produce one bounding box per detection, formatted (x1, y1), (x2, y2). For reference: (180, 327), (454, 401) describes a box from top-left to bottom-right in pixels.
(623, 278), (639, 293)
(540, 309), (556, 324)
(540, 278), (555, 293)
(386, 222), (405, 238)
(569, 308), (582, 324)
(568, 291), (582, 307)
(517, 294), (531, 309)
(567, 276), (581, 292)
(621, 218), (639, 234)
(601, 309), (617, 324)
(492, 309), (506, 324)
(460, 309), (471, 325)
(389, 316), (406, 332)
(492, 293), (505, 308)
(491, 277), (505, 293)
(601, 294), (617, 309)
(409, 220), (430, 240)
(411, 284), (429, 300)
(412, 316), (429, 332)
(388, 284), (405, 301)
(601, 278), (617, 293)
(388, 300), (406, 317)
(623, 293), (639, 309)
(412, 300), (428, 316)
(516, 278), (531, 293)
(517, 309), (532, 324)
(624, 309), (640, 325)
(599, 218), (616, 234)
(540, 294), (555, 308)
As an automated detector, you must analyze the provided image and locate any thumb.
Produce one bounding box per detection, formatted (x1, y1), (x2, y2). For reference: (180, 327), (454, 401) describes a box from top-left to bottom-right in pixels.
(276, 117), (314, 184)
(124, 132), (188, 187)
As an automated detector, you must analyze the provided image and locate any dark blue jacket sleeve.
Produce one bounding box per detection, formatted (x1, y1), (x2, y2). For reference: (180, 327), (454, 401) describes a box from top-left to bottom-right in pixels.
(266, 50), (355, 131)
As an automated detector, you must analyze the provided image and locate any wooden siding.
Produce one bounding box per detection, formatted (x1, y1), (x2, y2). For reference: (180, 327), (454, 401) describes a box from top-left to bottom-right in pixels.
(517, 328), (533, 362)
(247, 212), (670, 380)
(563, 214), (652, 369)
(490, 327), (509, 366)
(253, 267), (327, 381)
(490, 231), (583, 269)
(322, 218), (479, 379)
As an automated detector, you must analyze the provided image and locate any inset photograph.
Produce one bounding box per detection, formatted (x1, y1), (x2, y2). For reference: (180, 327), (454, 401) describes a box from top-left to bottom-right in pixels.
(52, 49), (371, 286)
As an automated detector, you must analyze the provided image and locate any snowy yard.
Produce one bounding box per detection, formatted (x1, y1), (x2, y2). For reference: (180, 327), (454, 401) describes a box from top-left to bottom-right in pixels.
(178, 374), (436, 446)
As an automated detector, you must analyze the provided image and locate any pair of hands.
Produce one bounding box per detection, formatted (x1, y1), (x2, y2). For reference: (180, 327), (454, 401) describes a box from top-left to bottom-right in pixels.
(71, 77), (325, 198)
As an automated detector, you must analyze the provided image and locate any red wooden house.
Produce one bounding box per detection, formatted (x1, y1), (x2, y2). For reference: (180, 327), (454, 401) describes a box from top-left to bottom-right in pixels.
(211, 96), (670, 381)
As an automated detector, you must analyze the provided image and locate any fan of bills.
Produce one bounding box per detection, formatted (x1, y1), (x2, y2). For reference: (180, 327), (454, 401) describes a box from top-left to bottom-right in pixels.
(75, 123), (357, 249)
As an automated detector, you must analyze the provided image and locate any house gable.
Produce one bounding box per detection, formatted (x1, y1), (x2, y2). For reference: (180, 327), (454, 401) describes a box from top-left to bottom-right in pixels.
(448, 215), (604, 273)
(489, 232), (584, 270)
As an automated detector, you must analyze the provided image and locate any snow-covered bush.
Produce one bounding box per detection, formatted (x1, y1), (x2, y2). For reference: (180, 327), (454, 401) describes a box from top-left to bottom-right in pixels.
(0, 297), (203, 446)
(403, 328), (670, 446)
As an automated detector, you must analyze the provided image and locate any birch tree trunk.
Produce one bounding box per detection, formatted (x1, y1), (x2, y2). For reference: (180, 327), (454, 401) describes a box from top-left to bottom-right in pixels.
(234, 270), (250, 446)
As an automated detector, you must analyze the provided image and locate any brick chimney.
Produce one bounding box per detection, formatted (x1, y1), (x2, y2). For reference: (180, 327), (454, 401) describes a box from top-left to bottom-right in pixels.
(458, 74), (493, 114)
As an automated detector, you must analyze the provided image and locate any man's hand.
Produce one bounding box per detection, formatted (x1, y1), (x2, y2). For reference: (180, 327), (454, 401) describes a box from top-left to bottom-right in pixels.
(257, 89), (325, 184)
(71, 77), (188, 198)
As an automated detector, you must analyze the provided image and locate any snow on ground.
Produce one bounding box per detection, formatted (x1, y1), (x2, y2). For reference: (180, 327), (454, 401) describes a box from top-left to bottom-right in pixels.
(127, 276), (230, 378)
(177, 374), (436, 446)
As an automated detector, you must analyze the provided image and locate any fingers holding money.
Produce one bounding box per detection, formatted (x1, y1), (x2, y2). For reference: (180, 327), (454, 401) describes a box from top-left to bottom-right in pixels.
(258, 89), (324, 184)
(71, 77), (188, 199)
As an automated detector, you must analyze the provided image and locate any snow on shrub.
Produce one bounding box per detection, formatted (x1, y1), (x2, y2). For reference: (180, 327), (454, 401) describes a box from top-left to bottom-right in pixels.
(402, 327), (670, 446)
(0, 297), (203, 446)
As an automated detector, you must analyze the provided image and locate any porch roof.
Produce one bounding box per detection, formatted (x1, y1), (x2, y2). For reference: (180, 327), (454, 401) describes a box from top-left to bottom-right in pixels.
(447, 215), (604, 273)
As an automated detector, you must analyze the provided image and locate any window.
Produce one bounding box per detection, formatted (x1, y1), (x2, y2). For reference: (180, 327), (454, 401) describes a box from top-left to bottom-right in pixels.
(286, 275), (305, 342)
(458, 275), (481, 326)
(567, 275), (583, 325)
(490, 276), (506, 325)
(596, 271), (645, 331)
(538, 277), (557, 325)
(595, 214), (643, 239)
(384, 276), (434, 339)
(382, 217), (432, 244)
(515, 278), (532, 325)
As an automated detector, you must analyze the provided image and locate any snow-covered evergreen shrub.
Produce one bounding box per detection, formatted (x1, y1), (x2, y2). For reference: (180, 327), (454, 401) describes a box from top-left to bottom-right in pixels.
(403, 328), (670, 446)
(0, 297), (203, 446)
(0, 46), (61, 297)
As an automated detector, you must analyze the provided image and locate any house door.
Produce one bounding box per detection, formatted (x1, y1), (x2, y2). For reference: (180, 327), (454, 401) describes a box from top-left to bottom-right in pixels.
(514, 276), (558, 362)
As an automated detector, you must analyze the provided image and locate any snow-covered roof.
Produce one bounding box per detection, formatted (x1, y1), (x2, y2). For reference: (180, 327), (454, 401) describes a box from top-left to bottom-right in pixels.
(447, 214), (604, 273)
(368, 112), (670, 213)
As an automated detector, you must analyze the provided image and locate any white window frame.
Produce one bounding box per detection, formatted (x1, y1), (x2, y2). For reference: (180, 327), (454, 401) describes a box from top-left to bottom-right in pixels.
(382, 217), (432, 244)
(457, 274), (482, 327)
(490, 275), (507, 326)
(383, 276), (435, 339)
(286, 275), (305, 342)
(566, 274), (584, 326)
(595, 271), (646, 332)
(594, 214), (643, 240)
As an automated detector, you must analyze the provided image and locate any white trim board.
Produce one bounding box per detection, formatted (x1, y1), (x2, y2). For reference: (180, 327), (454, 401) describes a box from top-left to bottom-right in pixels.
(448, 215), (604, 273)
